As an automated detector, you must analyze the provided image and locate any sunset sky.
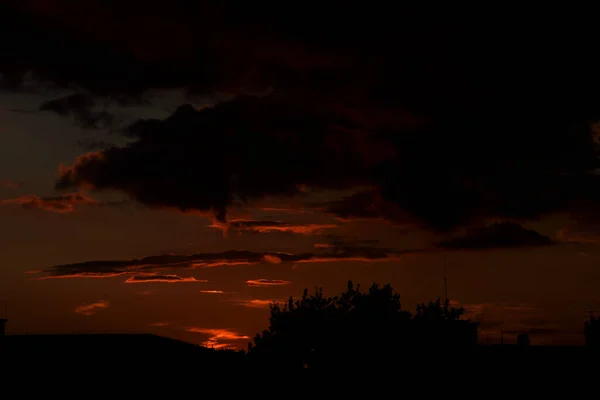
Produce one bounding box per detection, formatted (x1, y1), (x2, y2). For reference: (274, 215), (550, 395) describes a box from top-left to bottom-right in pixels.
(1, 2), (600, 349)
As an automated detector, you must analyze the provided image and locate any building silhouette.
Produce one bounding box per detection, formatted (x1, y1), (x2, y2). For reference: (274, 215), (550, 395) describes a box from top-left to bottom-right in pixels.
(585, 313), (599, 349)
(0, 317), (244, 373)
(0, 318), (7, 349)
(0, 318), (6, 337)
(517, 333), (530, 347)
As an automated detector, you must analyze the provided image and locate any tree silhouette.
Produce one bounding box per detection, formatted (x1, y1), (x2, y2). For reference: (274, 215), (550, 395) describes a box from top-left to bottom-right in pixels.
(248, 281), (476, 369)
(414, 297), (465, 321)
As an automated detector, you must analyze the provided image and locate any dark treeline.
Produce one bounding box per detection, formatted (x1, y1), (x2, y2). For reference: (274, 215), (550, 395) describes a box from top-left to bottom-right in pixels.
(237, 281), (600, 371)
(2, 281), (598, 374)
(246, 281), (478, 370)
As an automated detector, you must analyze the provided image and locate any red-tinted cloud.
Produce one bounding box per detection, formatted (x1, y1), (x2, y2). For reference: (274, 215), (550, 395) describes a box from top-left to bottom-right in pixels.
(185, 327), (250, 349)
(235, 299), (279, 308)
(262, 254), (282, 264)
(74, 300), (109, 316)
(0, 192), (101, 213)
(555, 214), (600, 244)
(189, 261), (254, 268)
(124, 274), (206, 283)
(34, 272), (129, 280)
(246, 279), (291, 287)
(211, 219), (338, 236)
(295, 256), (404, 264)
(32, 246), (417, 280)
(200, 290), (225, 294)
(259, 207), (312, 214)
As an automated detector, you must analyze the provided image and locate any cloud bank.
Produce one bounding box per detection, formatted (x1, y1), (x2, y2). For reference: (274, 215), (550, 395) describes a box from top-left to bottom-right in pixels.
(437, 222), (555, 250)
(32, 246), (418, 280)
(4, 4), (599, 233)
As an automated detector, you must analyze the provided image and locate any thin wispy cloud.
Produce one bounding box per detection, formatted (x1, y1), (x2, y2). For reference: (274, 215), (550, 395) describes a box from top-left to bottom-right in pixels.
(0, 192), (99, 213)
(124, 274), (207, 283)
(246, 279), (291, 287)
(235, 299), (280, 308)
(262, 254), (282, 264)
(36, 272), (129, 280)
(259, 207), (312, 214)
(556, 225), (600, 244)
(0, 192), (126, 213)
(185, 327), (250, 349)
(148, 322), (171, 327)
(32, 246), (421, 280)
(74, 300), (109, 316)
(211, 219), (338, 236)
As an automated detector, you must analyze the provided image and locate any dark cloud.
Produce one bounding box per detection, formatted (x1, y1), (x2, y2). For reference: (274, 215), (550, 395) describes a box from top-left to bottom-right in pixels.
(54, 88), (600, 234)
(437, 222), (555, 250)
(312, 235), (405, 259)
(39, 93), (116, 129)
(316, 190), (412, 224)
(76, 138), (117, 151)
(55, 96), (392, 221)
(315, 235), (381, 248)
(32, 246), (421, 280)
(4, 3), (600, 232)
(0, 1), (342, 95)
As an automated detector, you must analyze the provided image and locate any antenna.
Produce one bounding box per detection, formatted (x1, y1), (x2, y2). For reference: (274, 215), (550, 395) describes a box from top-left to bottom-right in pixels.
(0, 300), (6, 337)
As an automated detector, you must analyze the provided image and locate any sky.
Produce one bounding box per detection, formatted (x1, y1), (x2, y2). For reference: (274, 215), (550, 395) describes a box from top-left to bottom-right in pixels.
(1, 1), (600, 349)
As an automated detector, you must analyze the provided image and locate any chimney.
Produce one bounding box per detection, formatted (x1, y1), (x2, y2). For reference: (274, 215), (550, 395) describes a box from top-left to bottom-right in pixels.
(0, 318), (7, 338)
(517, 333), (530, 347)
(0, 318), (7, 351)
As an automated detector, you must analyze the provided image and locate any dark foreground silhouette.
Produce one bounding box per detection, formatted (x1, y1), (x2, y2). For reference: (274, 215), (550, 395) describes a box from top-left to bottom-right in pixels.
(1, 281), (598, 375)
(248, 281), (477, 369)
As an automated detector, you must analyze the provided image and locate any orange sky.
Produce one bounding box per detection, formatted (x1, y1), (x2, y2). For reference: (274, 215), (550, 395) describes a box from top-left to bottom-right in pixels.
(1, 90), (599, 350)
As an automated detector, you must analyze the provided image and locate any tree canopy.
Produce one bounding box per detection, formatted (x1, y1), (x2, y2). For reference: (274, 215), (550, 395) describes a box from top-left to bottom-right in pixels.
(248, 280), (473, 369)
